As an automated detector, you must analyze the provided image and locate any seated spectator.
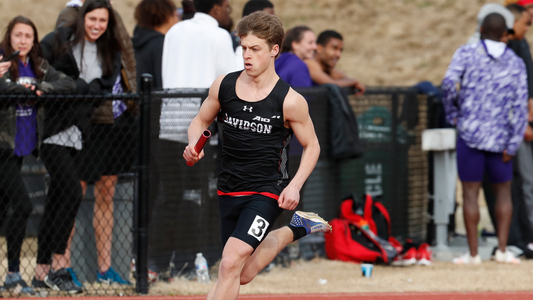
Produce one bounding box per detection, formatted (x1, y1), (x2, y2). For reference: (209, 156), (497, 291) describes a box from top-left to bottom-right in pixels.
(36, 0), (125, 290)
(275, 26), (316, 88)
(442, 13), (527, 265)
(0, 15), (76, 295)
(305, 30), (365, 96)
(132, 0), (179, 89)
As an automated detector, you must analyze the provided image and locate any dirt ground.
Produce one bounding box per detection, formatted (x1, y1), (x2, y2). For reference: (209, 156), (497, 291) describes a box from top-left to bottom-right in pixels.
(2, 0), (533, 87)
(5, 237), (533, 296)
(150, 258), (533, 296)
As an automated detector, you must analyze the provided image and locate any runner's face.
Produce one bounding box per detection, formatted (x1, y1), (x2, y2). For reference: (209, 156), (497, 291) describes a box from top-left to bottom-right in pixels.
(241, 34), (278, 77)
(10, 23), (34, 62)
(84, 8), (109, 43)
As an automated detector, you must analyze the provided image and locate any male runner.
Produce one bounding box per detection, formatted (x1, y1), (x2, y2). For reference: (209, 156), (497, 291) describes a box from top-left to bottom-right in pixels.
(183, 11), (331, 300)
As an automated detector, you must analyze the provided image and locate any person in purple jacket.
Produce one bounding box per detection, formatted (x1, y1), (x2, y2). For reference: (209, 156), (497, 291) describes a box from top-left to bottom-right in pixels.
(274, 26), (316, 88)
(442, 13), (527, 265)
(0, 15), (76, 295)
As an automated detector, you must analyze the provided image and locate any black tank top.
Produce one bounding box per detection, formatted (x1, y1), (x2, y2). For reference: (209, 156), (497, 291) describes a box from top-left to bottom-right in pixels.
(216, 71), (292, 198)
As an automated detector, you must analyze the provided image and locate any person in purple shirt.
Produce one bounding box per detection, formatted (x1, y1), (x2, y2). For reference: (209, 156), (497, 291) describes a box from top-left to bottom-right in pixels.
(275, 26), (316, 88)
(0, 15), (75, 295)
(442, 13), (527, 265)
(275, 26), (317, 159)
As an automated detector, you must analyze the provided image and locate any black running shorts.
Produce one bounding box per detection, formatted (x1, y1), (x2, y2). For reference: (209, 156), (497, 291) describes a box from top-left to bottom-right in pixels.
(218, 194), (284, 249)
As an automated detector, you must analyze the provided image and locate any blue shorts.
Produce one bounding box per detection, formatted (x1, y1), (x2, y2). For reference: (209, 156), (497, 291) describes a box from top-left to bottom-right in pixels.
(456, 137), (513, 183)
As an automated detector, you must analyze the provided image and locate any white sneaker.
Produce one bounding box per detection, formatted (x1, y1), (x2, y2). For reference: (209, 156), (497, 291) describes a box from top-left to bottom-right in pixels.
(494, 249), (521, 264)
(452, 252), (481, 265)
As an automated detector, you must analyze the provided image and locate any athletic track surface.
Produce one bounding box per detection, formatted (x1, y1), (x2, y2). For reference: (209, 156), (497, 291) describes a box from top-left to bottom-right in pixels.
(25, 292), (533, 300)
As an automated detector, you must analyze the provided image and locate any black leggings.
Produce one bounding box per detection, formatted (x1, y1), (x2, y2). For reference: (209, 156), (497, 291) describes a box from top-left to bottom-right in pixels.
(0, 152), (33, 272)
(37, 144), (83, 265)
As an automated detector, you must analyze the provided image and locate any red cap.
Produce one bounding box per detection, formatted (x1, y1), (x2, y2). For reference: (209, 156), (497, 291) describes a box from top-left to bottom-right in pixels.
(518, 0), (533, 6)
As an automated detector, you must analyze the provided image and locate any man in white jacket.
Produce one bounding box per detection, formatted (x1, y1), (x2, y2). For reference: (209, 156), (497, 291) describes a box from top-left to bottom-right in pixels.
(162, 0), (241, 89)
(160, 0), (241, 142)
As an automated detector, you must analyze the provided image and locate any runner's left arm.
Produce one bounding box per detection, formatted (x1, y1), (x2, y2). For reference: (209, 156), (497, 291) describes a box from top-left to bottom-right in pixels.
(278, 89), (320, 210)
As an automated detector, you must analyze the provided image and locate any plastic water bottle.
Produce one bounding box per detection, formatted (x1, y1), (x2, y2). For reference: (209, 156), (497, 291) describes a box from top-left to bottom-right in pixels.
(195, 252), (210, 283)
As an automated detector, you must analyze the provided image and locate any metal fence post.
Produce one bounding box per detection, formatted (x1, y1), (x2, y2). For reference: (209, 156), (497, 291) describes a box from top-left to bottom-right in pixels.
(136, 74), (152, 294)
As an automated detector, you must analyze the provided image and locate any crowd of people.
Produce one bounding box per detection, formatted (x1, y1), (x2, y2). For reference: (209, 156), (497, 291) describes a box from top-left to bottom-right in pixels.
(1, 0), (533, 297)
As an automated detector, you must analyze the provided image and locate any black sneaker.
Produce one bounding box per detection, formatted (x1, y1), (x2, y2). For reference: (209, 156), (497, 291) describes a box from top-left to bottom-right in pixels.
(31, 277), (49, 289)
(44, 268), (83, 294)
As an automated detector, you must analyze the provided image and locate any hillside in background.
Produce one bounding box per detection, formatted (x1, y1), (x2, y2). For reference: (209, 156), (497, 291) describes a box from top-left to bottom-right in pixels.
(0, 0), (526, 86)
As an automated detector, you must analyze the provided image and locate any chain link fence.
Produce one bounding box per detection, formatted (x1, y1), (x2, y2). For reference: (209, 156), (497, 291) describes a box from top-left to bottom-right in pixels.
(0, 94), (139, 297)
(0, 80), (430, 296)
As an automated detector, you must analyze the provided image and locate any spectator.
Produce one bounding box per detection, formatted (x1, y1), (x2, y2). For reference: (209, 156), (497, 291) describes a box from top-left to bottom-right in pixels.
(38, 0), (124, 290)
(242, 0), (274, 16)
(55, 0), (137, 92)
(0, 15), (75, 296)
(275, 26), (316, 88)
(467, 3), (516, 44)
(305, 30), (365, 96)
(442, 13), (527, 264)
(153, 0), (239, 272)
(483, 3), (533, 258)
(162, 0), (239, 89)
(506, 0), (533, 258)
(232, 0), (275, 55)
(181, 0), (196, 21)
(505, 0), (533, 14)
(132, 0), (179, 89)
(159, 0), (239, 155)
(518, 0), (533, 15)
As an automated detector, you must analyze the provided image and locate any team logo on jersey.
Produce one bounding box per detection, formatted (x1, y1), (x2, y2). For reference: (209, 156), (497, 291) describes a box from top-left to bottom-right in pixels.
(253, 116), (270, 123)
(224, 115), (272, 134)
(243, 106), (253, 112)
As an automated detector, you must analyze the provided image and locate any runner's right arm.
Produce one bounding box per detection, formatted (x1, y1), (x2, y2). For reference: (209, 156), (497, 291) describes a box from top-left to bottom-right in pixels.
(183, 75), (224, 164)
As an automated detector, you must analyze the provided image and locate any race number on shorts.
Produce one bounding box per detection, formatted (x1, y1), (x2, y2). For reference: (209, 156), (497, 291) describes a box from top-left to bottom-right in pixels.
(248, 215), (270, 241)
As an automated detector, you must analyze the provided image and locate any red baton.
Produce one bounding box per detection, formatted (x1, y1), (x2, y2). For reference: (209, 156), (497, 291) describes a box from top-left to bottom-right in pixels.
(186, 130), (212, 166)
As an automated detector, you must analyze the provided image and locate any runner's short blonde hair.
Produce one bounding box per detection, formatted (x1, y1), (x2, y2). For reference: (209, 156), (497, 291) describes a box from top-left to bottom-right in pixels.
(236, 11), (284, 58)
